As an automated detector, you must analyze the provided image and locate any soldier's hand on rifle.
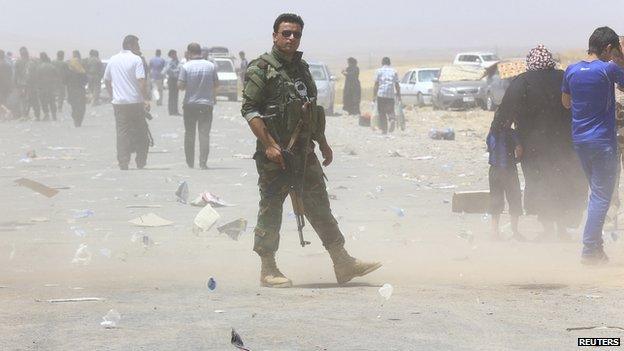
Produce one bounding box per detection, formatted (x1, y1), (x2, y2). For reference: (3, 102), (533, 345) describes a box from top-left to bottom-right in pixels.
(319, 141), (333, 166)
(266, 144), (286, 170)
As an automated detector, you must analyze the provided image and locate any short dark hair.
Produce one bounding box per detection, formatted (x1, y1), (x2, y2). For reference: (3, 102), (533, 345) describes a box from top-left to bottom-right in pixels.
(155, 49), (161, 56)
(168, 49), (176, 57)
(382, 57), (391, 65)
(588, 26), (621, 55)
(39, 52), (50, 63)
(122, 35), (139, 50)
(56, 50), (64, 60)
(89, 49), (98, 57)
(187, 42), (202, 56)
(273, 13), (304, 33)
(72, 50), (81, 59)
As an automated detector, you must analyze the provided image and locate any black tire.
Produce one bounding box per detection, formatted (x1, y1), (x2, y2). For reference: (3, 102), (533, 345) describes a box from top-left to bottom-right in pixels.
(228, 93), (238, 102)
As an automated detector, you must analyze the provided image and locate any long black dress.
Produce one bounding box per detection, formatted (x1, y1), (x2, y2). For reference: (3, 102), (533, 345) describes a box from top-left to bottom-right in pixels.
(497, 69), (587, 227)
(342, 65), (361, 115)
(66, 69), (87, 127)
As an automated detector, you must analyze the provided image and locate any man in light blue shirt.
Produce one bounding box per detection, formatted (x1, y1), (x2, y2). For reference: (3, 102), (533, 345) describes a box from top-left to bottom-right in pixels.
(148, 49), (166, 106)
(178, 42), (219, 169)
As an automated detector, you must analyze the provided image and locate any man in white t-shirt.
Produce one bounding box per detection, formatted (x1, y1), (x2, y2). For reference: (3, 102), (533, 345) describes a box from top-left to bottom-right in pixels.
(104, 35), (150, 170)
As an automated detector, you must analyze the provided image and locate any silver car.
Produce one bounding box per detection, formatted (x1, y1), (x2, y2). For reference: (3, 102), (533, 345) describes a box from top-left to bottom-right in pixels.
(431, 65), (486, 110)
(308, 62), (336, 115)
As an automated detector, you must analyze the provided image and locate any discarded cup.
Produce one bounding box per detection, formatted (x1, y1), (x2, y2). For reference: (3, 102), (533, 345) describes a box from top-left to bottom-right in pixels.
(193, 204), (221, 233)
(207, 277), (217, 291)
(378, 283), (393, 300)
(101, 309), (121, 328)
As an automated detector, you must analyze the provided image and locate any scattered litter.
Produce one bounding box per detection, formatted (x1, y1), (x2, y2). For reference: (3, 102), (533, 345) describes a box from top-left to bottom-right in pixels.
(193, 204), (221, 233)
(231, 328), (251, 351)
(217, 218), (248, 241)
(387, 150), (404, 157)
(101, 309), (121, 328)
(390, 207), (405, 217)
(412, 155), (435, 161)
(566, 325), (624, 332)
(30, 217), (50, 223)
(214, 310), (225, 313)
(207, 277), (217, 291)
(191, 192), (235, 207)
(38, 297), (104, 303)
(99, 248), (112, 258)
(240, 172), (248, 177)
(14, 178), (59, 198)
(71, 226), (86, 238)
(432, 184), (457, 190)
(47, 146), (85, 151)
(131, 231), (155, 248)
(375, 186), (384, 193)
(378, 283), (394, 300)
(585, 294), (603, 299)
(456, 230), (474, 243)
(125, 204), (162, 209)
(44, 284), (60, 287)
(232, 153), (252, 159)
(129, 213), (174, 227)
(71, 244), (92, 265)
(73, 209), (94, 219)
(175, 181), (189, 204)
(329, 194), (338, 200)
(429, 128), (455, 140)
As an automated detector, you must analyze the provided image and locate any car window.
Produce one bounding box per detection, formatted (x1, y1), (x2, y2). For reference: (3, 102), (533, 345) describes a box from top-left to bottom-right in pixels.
(459, 55), (481, 63)
(401, 71), (411, 84)
(418, 70), (439, 83)
(215, 60), (234, 72)
(309, 65), (327, 80)
(481, 54), (500, 62)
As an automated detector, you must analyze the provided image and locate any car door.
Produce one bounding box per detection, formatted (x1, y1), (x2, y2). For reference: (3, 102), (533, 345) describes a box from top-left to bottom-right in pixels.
(401, 71), (417, 105)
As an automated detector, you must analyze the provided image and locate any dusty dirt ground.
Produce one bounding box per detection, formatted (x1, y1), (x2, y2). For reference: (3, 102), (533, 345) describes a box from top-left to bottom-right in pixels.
(1, 98), (624, 351)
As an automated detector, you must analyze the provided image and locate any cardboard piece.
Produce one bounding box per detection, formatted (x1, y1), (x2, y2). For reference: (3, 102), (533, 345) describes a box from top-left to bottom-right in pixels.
(14, 178), (59, 198)
(217, 218), (248, 241)
(452, 190), (490, 214)
(129, 213), (174, 227)
(193, 204), (220, 233)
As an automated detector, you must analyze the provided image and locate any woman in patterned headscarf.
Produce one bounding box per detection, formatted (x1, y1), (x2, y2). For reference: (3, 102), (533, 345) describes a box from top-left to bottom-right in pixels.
(494, 44), (587, 241)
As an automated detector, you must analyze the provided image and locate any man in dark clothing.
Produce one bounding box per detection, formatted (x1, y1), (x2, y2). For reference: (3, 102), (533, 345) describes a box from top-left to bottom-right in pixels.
(0, 50), (13, 108)
(14, 47), (40, 120)
(36, 52), (59, 121)
(84, 50), (103, 106)
(178, 43), (219, 169)
(52, 51), (68, 112)
(165, 49), (180, 116)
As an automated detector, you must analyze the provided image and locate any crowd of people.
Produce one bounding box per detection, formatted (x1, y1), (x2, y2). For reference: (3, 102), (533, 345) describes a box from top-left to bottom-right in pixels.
(487, 27), (624, 265)
(0, 47), (103, 126)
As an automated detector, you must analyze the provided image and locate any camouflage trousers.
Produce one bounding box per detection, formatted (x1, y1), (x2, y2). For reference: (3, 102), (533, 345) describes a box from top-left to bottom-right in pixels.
(253, 150), (345, 256)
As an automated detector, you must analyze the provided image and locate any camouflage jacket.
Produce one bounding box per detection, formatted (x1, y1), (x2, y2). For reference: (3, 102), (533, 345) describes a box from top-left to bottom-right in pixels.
(241, 46), (326, 152)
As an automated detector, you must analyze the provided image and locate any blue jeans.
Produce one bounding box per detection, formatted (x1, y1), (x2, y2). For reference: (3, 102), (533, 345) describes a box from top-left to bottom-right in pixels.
(574, 142), (618, 255)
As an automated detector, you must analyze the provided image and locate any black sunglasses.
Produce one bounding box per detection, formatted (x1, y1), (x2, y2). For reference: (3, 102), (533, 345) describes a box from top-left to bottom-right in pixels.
(279, 30), (302, 39)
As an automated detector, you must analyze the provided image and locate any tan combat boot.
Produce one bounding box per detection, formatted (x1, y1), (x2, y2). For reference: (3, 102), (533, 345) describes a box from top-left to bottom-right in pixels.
(328, 245), (382, 285)
(260, 254), (293, 288)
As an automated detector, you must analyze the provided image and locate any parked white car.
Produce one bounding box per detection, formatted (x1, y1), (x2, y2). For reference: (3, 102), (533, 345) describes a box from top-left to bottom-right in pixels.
(453, 52), (500, 68)
(213, 57), (238, 101)
(399, 68), (440, 106)
(308, 62), (336, 115)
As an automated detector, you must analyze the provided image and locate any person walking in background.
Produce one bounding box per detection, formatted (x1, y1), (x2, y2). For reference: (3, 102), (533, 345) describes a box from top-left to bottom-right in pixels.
(104, 35), (150, 170)
(0, 50), (13, 110)
(341, 57), (361, 115)
(84, 50), (103, 106)
(66, 51), (88, 127)
(149, 49), (166, 106)
(164, 49), (181, 116)
(14, 47), (40, 120)
(238, 51), (248, 83)
(52, 50), (68, 112)
(178, 42), (219, 169)
(562, 27), (624, 265)
(36, 52), (59, 121)
(373, 57), (400, 134)
(499, 44), (587, 241)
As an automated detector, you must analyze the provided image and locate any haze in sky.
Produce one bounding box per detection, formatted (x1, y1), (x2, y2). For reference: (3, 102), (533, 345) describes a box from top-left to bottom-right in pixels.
(1, 0), (622, 63)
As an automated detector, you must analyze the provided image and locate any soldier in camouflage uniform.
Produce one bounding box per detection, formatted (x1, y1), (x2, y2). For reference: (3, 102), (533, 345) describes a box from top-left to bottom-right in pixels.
(241, 13), (381, 288)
